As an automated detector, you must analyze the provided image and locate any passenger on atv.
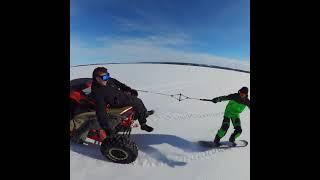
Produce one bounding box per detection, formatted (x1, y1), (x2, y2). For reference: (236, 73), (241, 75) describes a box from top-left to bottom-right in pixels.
(70, 67), (154, 144)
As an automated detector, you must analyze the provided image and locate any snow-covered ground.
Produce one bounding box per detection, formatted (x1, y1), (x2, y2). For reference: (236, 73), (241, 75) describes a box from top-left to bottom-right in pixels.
(70, 64), (250, 180)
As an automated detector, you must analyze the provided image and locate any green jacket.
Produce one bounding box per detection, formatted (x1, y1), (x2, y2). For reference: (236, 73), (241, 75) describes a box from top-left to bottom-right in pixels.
(213, 93), (250, 118)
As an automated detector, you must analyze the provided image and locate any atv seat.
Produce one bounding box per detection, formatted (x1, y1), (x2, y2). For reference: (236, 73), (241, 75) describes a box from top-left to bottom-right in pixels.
(105, 106), (134, 130)
(108, 106), (133, 116)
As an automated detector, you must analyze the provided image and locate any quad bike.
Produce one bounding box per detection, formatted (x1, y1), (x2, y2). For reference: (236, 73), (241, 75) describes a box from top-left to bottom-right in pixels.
(70, 78), (138, 164)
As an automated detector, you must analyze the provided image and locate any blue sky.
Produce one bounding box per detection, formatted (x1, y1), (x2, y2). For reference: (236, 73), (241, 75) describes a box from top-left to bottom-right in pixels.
(71, 0), (250, 66)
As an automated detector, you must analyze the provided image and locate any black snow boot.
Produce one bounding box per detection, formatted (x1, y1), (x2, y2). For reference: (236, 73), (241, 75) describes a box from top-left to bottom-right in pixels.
(146, 110), (155, 117)
(229, 136), (236, 147)
(213, 135), (221, 147)
(140, 123), (154, 132)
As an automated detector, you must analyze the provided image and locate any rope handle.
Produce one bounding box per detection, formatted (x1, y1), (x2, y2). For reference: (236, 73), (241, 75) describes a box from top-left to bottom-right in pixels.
(199, 98), (213, 102)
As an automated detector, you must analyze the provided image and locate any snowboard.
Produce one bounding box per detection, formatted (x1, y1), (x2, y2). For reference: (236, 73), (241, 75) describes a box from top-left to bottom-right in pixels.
(198, 140), (248, 149)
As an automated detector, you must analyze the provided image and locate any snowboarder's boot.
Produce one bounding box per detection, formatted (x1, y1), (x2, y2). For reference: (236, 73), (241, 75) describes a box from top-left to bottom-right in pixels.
(229, 136), (236, 147)
(213, 134), (221, 147)
(140, 123), (154, 132)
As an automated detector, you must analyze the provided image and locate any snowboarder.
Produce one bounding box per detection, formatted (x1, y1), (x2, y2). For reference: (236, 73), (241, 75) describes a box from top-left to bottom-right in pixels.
(201, 87), (250, 147)
(91, 67), (154, 134)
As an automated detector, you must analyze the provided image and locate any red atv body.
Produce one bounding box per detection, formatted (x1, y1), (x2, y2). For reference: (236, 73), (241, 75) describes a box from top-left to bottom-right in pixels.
(70, 78), (138, 163)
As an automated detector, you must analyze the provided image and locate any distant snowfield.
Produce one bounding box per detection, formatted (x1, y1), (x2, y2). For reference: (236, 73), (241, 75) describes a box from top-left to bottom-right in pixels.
(70, 64), (250, 180)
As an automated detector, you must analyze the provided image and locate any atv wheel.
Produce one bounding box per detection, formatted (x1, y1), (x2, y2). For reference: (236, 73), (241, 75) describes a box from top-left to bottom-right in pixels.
(100, 135), (138, 164)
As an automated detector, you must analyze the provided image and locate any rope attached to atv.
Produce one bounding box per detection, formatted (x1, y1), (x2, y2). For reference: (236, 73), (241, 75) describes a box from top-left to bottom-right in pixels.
(136, 89), (207, 102)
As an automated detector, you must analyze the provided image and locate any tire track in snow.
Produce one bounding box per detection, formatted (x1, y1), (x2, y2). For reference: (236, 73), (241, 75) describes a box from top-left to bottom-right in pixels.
(148, 111), (224, 122)
(122, 111), (234, 167)
(111, 145), (234, 168)
(71, 111), (244, 168)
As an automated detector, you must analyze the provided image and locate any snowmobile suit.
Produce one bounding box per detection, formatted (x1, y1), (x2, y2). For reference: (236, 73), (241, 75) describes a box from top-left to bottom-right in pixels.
(213, 93), (250, 140)
(92, 78), (149, 130)
(216, 116), (242, 140)
(214, 93), (250, 119)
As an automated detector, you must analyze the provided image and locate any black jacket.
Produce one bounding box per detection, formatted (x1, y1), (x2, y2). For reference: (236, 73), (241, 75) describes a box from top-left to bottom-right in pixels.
(91, 78), (133, 129)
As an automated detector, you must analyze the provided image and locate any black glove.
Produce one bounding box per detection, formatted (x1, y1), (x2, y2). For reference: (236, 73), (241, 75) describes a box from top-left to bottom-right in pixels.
(211, 98), (219, 103)
(200, 98), (214, 102)
(130, 89), (138, 97)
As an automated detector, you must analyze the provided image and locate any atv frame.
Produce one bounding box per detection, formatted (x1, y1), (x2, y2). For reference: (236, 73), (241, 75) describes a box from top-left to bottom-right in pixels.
(70, 78), (138, 164)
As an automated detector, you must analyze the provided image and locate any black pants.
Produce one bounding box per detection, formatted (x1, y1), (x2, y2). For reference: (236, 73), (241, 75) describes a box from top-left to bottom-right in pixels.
(216, 116), (242, 140)
(113, 96), (148, 125)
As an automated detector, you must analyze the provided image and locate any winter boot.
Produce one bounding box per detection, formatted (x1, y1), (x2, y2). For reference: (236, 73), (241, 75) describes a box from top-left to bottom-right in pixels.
(229, 136), (236, 147)
(213, 134), (221, 147)
(140, 123), (154, 132)
(146, 110), (155, 117)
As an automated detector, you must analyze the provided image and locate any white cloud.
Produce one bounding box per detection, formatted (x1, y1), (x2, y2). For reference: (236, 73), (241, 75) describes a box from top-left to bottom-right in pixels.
(71, 35), (249, 71)
(112, 12), (176, 34)
(96, 33), (191, 47)
(111, 16), (153, 33)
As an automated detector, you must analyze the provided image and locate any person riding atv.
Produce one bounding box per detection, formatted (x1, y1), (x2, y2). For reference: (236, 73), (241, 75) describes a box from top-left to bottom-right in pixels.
(69, 67), (155, 164)
(91, 67), (154, 133)
(70, 67), (154, 144)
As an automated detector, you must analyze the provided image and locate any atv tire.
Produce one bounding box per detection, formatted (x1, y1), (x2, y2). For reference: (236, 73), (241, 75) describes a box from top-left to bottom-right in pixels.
(100, 135), (138, 164)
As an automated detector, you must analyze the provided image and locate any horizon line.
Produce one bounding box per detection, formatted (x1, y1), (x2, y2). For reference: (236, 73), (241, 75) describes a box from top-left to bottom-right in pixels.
(70, 61), (250, 74)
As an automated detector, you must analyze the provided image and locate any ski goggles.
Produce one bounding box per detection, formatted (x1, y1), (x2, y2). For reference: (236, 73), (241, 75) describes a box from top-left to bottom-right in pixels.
(99, 73), (110, 81)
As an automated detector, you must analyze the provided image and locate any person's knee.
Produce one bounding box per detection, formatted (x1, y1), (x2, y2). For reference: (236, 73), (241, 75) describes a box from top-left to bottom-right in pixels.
(232, 118), (241, 126)
(72, 112), (95, 130)
(221, 122), (230, 131)
(132, 96), (142, 103)
(217, 122), (230, 138)
(70, 120), (75, 132)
